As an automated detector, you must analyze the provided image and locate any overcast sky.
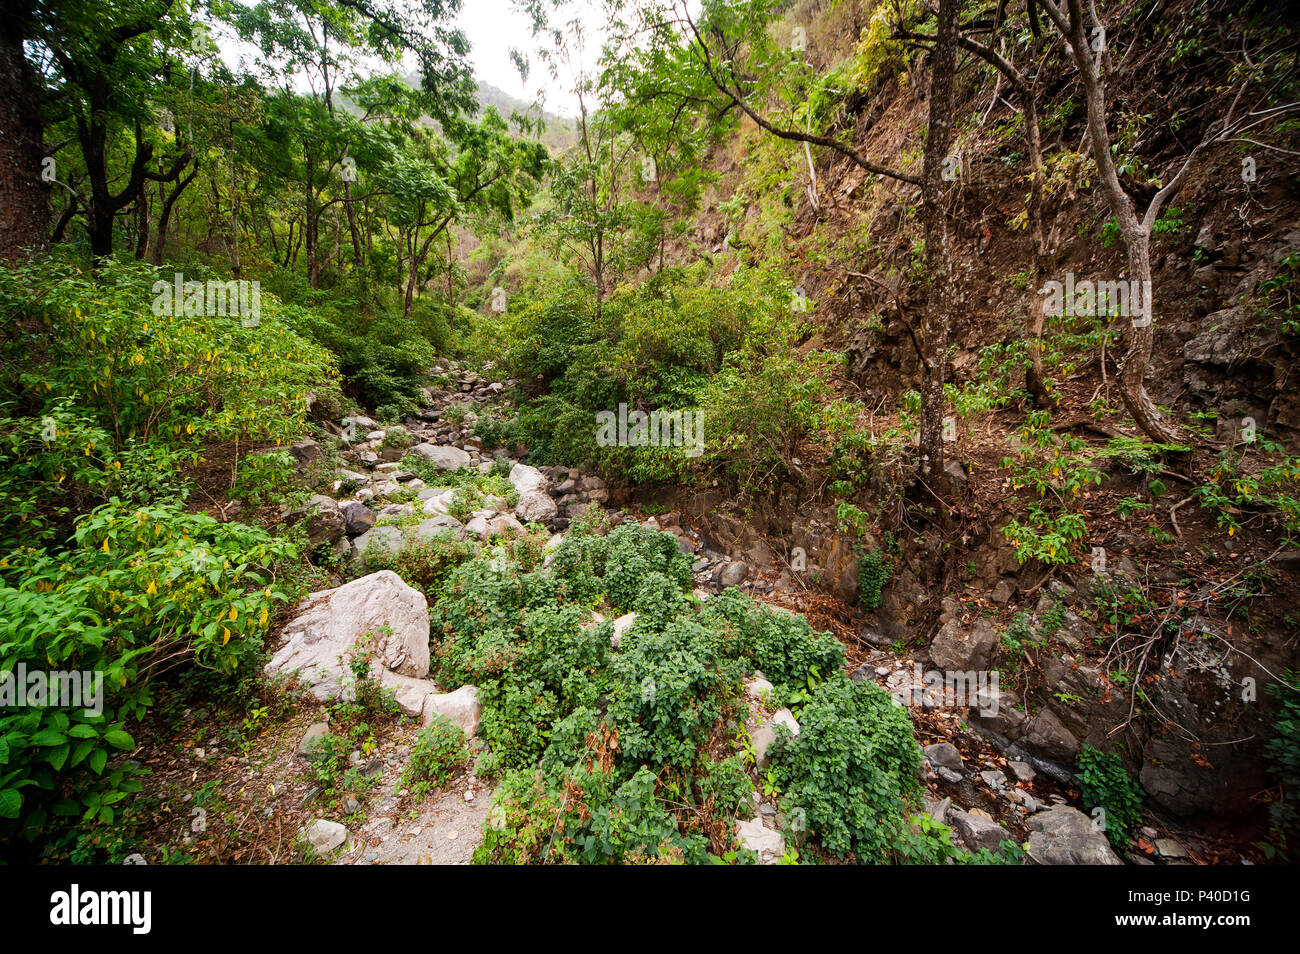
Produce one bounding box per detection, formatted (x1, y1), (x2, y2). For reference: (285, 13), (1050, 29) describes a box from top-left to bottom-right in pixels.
(457, 0), (607, 117)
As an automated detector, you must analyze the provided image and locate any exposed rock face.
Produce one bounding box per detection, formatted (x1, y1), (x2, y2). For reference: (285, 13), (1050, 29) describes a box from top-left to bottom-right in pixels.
(411, 443), (471, 471)
(423, 685), (482, 737)
(287, 494), (346, 547)
(1025, 805), (1122, 865)
(928, 617), (999, 672)
(1022, 708), (1082, 764)
(265, 571), (430, 700)
(508, 462), (548, 495)
(515, 489), (558, 523)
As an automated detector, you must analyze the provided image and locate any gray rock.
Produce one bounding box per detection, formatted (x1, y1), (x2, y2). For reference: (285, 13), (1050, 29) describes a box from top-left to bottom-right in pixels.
(929, 617), (1000, 671)
(287, 494), (346, 547)
(411, 443), (471, 471)
(991, 580), (1014, 605)
(338, 500), (376, 536)
(515, 490), (558, 523)
(923, 742), (964, 773)
(410, 514), (466, 542)
(297, 722), (330, 758)
(423, 685), (481, 737)
(1008, 760), (1036, 783)
(1154, 838), (1188, 859)
(950, 809), (1008, 853)
(509, 462), (548, 495)
(980, 768), (1008, 791)
(923, 796), (952, 825)
(1023, 707), (1081, 763)
(1026, 805), (1122, 865)
(288, 438), (325, 469)
(265, 570), (429, 700)
(944, 459), (968, 493)
(349, 525), (404, 562)
(303, 819), (347, 854)
(719, 561), (751, 587)
(736, 817), (785, 864)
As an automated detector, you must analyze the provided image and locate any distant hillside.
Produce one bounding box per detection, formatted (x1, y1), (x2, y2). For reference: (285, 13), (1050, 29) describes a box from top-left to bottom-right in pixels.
(474, 80), (579, 154)
(386, 72), (577, 154)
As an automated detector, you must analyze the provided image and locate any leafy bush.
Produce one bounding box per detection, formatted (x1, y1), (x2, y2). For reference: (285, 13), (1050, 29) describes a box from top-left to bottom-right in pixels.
(1263, 673), (1300, 860)
(354, 531), (477, 599)
(857, 549), (892, 611)
(1076, 745), (1143, 848)
(0, 500), (295, 840)
(401, 716), (467, 800)
(423, 517), (929, 864)
(0, 258), (339, 549)
(232, 450), (300, 507)
(699, 588), (843, 690)
(603, 522), (692, 612)
(698, 348), (831, 498)
(769, 675), (925, 863)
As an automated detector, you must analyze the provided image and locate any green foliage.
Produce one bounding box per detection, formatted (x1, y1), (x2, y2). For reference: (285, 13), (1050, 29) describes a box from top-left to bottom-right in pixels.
(0, 258), (339, 550)
(1255, 251), (1300, 336)
(1263, 673), (1300, 860)
(769, 675), (925, 863)
(857, 549), (893, 611)
(1003, 505), (1088, 565)
(401, 716), (467, 800)
(1195, 442), (1300, 541)
(0, 500), (295, 839)
(1076, 745), (1143, 848)
(423, 516), (926, 864)
(354, 531), (477, 599)
(603, 522), (692, 612)
(700, 588), (843, 690)
(232, 450), (300, 507)
(698, 345), (831, 498)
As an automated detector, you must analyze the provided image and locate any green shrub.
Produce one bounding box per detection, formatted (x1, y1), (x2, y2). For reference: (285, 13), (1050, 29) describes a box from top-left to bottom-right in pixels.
(700, 588), (843, 690)
(232, 450), (300, 507)
(857, 549), (893, 611)
(355, 532), (477, 599)
(401, 717), (467, 800)
(0, 500), (296, 840)
(603, 522), (692, 612)
(769, 675), (925, 863)
(1076, 745), (1143, 848)
(1263, 672), (1300, 860)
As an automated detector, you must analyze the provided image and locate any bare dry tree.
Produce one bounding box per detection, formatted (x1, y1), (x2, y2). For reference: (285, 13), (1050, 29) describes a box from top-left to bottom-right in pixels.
(1038, 0), (1300, 444)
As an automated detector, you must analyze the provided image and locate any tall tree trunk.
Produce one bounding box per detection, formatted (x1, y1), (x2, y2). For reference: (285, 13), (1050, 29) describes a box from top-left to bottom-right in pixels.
(952, 31), (1052, 405)
(152, 161), (197, 265)
(916, 0), (961, 493)
(229, 152), (241, 279)
(133, 193), (149, 259)
(0, 15), (49, 261)
(1042, 0), (1182, 442)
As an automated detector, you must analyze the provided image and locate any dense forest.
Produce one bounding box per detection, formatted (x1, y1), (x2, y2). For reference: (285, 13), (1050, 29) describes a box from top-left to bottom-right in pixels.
(0, 0), (1298, 875)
